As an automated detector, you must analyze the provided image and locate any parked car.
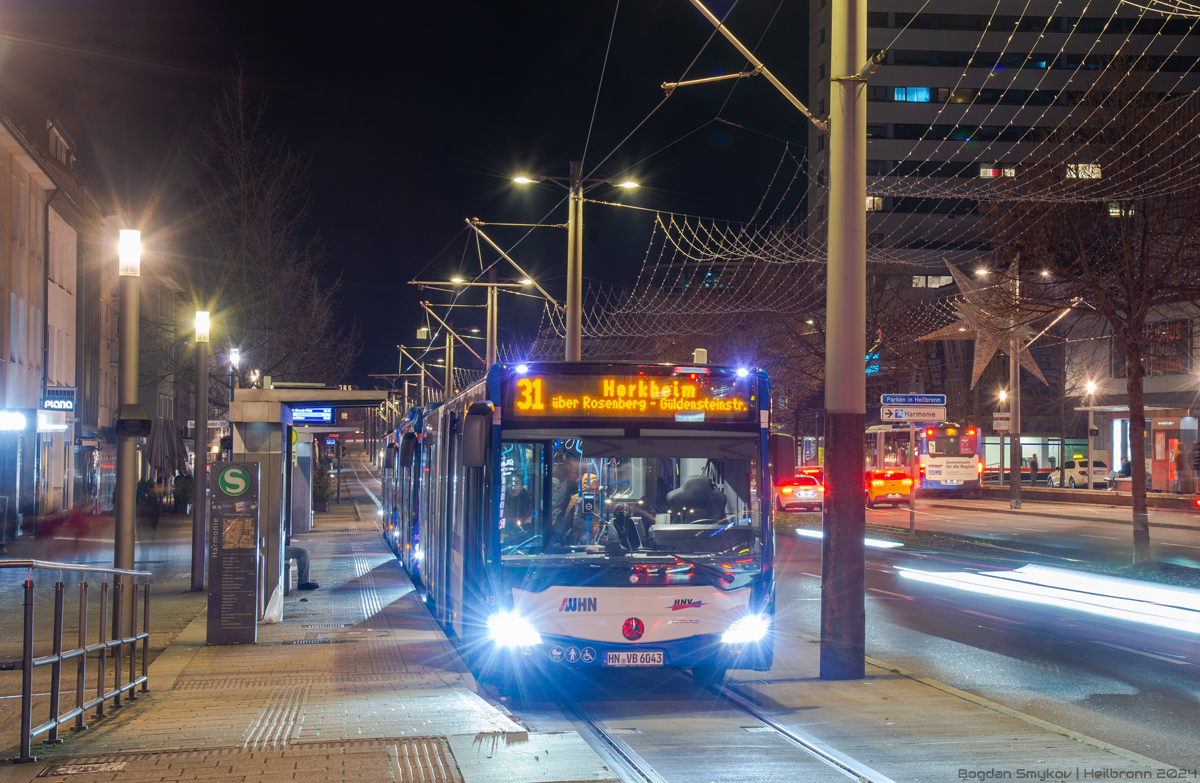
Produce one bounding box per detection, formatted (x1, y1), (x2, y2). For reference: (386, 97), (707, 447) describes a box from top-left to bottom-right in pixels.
(775, 474), (824, 512)
(865, 469), (913, 508)
(1046, 459), (1108, 489)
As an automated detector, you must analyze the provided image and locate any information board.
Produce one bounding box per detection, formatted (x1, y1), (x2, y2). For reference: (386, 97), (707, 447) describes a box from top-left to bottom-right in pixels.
(506, 372), (755, 422)
(207, 462), (260, 645)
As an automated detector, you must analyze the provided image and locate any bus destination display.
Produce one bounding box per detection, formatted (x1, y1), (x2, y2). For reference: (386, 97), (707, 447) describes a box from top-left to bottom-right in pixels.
(507, 373), (755, 422)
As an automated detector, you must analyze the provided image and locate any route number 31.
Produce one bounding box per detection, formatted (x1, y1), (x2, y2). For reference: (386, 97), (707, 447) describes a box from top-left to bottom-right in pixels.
(515, 378), (545, 412)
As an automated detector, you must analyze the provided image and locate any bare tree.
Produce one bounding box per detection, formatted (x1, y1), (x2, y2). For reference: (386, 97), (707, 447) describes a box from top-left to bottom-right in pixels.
(182, 74), (360, 393)
(978, 70), (1200, 564)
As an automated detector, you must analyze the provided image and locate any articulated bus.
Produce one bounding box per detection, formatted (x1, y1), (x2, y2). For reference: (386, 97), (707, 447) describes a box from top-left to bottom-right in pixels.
(387, 361), (784, 685)
(918, 423), (982, 492)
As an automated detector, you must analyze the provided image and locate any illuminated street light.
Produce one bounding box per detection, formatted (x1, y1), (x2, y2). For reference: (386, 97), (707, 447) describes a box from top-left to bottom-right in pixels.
(520, 278), (533, 285)
(230, 347), (240, 367)
(999, 389), (1007, 402)
(118, 229), (141, 276)
(975, 268), (988, 277)
(195, 311), (210, 343)
(511, 164), (641, 360)
(1086, 380), (1096, 394)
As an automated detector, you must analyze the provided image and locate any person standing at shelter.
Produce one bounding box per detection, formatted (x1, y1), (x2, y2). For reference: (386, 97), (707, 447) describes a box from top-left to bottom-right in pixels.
(1028, 454), (1039, 486)
(1174, 443), (1186, 493)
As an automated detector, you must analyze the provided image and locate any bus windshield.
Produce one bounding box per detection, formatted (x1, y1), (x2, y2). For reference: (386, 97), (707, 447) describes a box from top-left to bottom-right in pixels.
(497, 435), (762, 568)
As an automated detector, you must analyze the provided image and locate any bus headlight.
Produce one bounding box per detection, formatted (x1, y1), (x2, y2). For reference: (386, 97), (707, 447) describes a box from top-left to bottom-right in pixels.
(722, 614), (770, 644)
(487, 612), (542, 648)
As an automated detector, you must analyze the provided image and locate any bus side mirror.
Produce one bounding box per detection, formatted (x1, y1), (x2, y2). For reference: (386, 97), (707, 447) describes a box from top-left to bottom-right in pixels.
(462, 402), (494, 468)
(770, 433), (796, 478)
(384, 444), (397, 470)
(399, 433), (416, 469)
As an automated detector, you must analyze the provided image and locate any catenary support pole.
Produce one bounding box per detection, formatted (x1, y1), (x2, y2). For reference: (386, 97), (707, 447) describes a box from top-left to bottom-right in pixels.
(444, 329), (455, 398)
(486, 267), (498, 367)
(821, 0), (867, 681)
(565, 161), (584, 361)
(1010, 342), (1022, 508)
(114, 271), (139, 636)
(192, 339), (209, 591)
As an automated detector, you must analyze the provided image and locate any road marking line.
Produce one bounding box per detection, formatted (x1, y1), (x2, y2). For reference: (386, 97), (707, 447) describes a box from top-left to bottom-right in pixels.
(1081, 534), (1118, 540)
(1171, 543), (1200, 550)
(962, 609), (1023, 625)
(801, 572), (821, 579)
(867, 588), (913, 600)
(1095, 641), (1189, 665)
(1014, 527), (1045, 532)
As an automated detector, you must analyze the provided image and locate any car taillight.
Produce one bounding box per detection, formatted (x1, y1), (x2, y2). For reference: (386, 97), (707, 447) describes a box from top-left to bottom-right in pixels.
(902, 479), (912, 486)
(976, 462), (983, 474)
(781, 487), (793, 494)
(818, 486), (825, 492)
(871, 480), (883, 486)
(1194, 497), (1200, 509)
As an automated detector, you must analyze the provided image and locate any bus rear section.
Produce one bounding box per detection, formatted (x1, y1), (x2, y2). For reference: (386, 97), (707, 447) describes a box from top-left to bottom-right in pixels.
(919, 424), (981, 492)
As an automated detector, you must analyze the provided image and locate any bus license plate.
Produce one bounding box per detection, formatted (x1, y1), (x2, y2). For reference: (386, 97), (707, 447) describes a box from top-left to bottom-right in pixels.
(944, 479), (960, 485)
(604, 651), (663, 667)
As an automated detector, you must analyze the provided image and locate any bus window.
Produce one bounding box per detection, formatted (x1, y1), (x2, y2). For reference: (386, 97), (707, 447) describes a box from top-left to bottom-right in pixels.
(499, 442), (544, 552)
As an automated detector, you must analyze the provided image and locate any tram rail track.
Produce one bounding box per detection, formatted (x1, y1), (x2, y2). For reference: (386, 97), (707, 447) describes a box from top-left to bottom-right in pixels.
(534, 665), (898, 783)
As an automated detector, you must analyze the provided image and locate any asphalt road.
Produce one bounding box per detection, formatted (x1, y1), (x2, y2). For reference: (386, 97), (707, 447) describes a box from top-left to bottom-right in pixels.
(776, 529), (1200, 770)
(867, 495), (1200, 567)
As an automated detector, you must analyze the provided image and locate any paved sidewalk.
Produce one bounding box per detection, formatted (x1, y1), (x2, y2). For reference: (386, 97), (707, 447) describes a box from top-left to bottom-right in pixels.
(0, 502), (614, 783)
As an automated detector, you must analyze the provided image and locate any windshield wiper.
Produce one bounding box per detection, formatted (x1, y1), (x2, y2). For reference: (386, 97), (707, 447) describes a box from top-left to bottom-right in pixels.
(672, 554), (733, 583)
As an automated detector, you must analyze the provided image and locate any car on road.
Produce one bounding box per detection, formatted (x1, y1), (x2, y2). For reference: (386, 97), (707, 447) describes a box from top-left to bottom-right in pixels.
(775, 474), (823, 512)
(1046, 459), (1108, 489)
(865, 469), (913, 508)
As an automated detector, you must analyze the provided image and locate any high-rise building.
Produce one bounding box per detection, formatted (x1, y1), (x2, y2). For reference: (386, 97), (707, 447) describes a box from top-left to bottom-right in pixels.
(807, 1), (1200, 262)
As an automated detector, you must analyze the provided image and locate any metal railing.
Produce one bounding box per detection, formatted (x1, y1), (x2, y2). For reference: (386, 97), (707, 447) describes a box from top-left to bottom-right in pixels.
(0, 560), (151, 763)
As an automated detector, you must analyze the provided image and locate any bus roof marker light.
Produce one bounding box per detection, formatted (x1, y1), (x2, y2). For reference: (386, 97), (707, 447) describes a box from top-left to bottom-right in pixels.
(736, 368), (749, 378)
(516, 364), (529, 374)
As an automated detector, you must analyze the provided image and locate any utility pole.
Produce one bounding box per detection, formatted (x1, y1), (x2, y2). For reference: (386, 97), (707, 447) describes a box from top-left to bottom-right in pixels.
(1086, 381), (1096, 489)
(445, 328), (455, 398)
(192, 312), (210, 592)
(486, 267), (498, 367)
(1010, 261), (1023, 508)
(821, 0), (868, 681)
(566, 161), (584, 361)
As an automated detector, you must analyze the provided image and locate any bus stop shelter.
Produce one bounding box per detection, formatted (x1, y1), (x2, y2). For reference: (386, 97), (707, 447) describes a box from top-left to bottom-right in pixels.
(229, 387), (388, 622)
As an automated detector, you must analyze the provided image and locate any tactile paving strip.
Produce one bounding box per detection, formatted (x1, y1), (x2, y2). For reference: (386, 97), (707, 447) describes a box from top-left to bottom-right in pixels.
(36, 736), (462, 781)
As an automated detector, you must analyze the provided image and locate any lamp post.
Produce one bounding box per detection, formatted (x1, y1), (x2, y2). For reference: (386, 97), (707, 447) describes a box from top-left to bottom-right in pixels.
(114, 229), (141, 633)
(1086, 380), (1096, 489)
(513, 166), (637, 361)
(192, 311), (210, 592)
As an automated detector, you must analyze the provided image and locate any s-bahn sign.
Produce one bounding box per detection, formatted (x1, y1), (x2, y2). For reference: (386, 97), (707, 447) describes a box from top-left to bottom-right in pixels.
(207, 462), (260, 645)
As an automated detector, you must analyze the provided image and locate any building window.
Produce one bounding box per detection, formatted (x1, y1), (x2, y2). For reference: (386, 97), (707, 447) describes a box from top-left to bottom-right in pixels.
(979, 164), (1017, 178)
(817, 169), (827, 187)
(817, 135), (825, 151)
(1108, 202), (1134, 217)
(938, 87), (976, 103)
(817, 64), (825, 81)
(818, 99), (825, 115)
(866, 196), (885, 211)
(869, 86), (890, 102)
(894, 87), (931, 102)
(818, 28), (826, 44)
(1066, 163), (1101, 179)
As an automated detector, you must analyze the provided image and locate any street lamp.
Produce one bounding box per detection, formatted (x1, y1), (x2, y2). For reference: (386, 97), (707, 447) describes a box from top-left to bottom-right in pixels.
(114, 229), (143, 636)
(410, 275), (534, 367)
(513, 163), (639, 361)
(192, 311), (210, 592)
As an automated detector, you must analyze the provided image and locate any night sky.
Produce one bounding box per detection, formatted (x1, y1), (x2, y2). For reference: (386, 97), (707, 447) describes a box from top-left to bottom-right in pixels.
(0, 0), (810, 385)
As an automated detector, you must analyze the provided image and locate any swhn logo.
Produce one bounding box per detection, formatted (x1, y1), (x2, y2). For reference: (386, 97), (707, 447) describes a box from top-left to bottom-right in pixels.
(558, 597), (598, 612)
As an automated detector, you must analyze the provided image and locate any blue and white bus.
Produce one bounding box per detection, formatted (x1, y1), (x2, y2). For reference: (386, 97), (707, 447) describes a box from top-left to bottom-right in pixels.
(390, 361), (783, 685)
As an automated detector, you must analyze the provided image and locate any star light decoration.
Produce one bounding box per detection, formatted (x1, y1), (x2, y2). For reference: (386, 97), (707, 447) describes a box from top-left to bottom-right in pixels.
(918, 263), (1047, 389)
